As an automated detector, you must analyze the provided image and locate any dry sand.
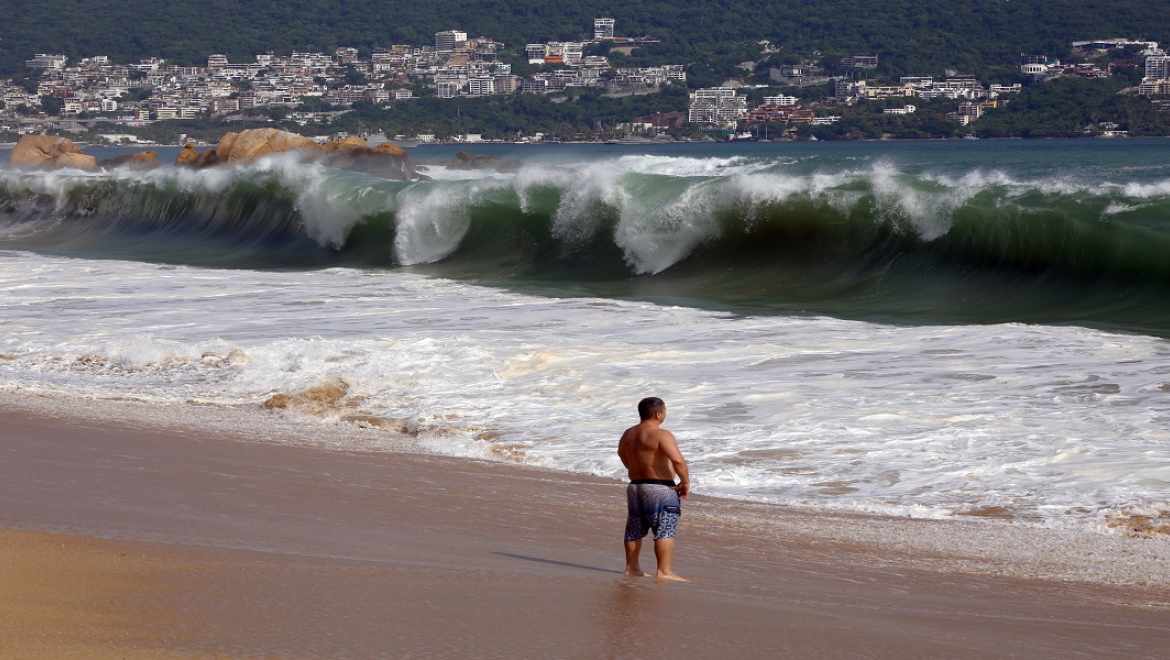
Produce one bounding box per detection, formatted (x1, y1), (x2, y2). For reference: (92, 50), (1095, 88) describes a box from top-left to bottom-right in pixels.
(1, 397), (1169, 658)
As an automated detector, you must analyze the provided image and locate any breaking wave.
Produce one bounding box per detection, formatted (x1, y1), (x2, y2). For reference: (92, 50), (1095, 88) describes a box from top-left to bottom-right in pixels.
(4, 152), (1170, 332)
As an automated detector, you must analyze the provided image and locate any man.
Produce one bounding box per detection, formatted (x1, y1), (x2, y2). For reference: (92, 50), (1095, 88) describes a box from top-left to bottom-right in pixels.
(617, 397), (689, 582)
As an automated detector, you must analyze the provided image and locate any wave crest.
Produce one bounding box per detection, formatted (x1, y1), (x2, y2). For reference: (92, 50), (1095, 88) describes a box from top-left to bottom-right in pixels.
(4, 153), (1170, 291)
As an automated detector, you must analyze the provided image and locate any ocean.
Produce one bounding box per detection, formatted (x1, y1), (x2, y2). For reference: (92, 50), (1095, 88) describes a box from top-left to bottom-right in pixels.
(2, 139), (1168, 530)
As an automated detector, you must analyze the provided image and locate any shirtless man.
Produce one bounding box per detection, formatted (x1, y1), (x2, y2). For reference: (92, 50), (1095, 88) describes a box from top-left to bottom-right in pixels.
(618, 397), (690, 582)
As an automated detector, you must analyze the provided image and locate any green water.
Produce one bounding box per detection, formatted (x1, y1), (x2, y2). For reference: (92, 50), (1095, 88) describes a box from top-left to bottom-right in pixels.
(3, 138), (1170, 334)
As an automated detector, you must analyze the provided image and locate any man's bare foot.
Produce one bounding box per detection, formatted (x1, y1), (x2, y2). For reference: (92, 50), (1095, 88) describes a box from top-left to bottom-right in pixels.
(656, 572), (689, 582)
(624, 569), (648, 577)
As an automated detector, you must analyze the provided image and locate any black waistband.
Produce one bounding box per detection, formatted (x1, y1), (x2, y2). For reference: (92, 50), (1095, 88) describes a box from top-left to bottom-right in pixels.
(630, 479), (676, 487)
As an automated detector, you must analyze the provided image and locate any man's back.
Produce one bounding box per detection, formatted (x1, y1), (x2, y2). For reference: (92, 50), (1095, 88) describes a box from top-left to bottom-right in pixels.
(619, 423), (678, 482)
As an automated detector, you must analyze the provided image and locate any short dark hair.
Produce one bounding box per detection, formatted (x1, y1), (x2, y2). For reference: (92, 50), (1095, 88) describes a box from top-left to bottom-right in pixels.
(638, 397), (666, 420)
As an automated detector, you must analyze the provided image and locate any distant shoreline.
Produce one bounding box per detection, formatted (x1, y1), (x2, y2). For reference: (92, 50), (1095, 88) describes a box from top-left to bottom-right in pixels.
(5, 135), (1170, 154)
(5, 134), (1170, 152)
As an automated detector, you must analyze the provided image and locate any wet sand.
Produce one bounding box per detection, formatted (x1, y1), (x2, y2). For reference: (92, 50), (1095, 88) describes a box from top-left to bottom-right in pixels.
(2, 401), (1170, 658)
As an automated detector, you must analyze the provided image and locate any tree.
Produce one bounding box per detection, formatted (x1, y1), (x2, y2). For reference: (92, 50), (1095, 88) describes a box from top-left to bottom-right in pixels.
(40, 96), (63, 115)
(344, 65), (368, 86)
(297, 96), (338, 112)
(2, 1), (1168, 83)
(122, 87), (153, 102)
(260, 105), (290, 121)
(17, 71), (40, 94)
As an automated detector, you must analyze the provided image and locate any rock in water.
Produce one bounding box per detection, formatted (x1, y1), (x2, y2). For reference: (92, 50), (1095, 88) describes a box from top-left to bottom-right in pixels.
(174, 143), (219, 168)
(214, 128), (320, 163)
(99, 151), (160, 170)
(175, 129), (414, 179)
(321, 137), (413, 178)
(9, 135), (97, 170)
(54, 152), (99, 170)
(323, 135), (369, 152)
(374, 142), (407, 158)
(175, 143), (201, 167)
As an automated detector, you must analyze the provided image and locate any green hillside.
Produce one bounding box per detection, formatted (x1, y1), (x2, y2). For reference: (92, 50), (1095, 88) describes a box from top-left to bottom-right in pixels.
(1, 0), (1167, 78)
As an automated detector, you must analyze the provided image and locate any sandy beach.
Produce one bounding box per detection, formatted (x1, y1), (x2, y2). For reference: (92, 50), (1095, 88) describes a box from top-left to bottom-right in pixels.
(0, 394), (1168, 659)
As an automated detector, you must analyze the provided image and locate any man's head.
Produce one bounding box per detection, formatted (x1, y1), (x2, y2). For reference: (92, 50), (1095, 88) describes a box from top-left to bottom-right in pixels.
(637, 397), (667, 422)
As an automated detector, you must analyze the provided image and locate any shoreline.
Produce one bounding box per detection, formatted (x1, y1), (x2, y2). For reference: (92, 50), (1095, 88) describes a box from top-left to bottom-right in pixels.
(2, 388), (1169, 588)
(6, 135), (1170, 152)
(2, 392), (1169, 657)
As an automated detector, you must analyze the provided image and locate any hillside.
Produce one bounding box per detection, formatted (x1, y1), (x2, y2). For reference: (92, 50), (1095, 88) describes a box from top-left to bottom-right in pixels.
(2, 0), (1168, 78)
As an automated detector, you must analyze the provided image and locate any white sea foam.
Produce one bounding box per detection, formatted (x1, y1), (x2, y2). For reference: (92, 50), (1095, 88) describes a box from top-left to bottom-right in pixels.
(2, 251), (1169, 533)
(394, 182), (475, 264)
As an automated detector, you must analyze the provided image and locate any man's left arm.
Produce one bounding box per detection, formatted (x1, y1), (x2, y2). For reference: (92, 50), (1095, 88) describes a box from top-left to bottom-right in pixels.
(660, 432), (690, 498)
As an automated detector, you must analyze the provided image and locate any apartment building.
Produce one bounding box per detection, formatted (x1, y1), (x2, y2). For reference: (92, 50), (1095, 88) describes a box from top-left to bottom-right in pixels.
(843, 55), (878, 69)
(25, 54), (68, 70)
(1146, 55), (1170, 79)
(436, 79), (464, 98)
(688, 87), (747, 127)
(467, 76), (495, 96)
(435, 30), (468, 52)
(763, 95), (798, 106)
(1139, 77), (1170, 96)
(526, 44), (547, 64)
(594, 18), (615, 40)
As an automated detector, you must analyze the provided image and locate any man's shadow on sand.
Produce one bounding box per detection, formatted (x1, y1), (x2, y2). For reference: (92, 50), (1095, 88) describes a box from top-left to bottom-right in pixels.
(492, 551), (623, 575)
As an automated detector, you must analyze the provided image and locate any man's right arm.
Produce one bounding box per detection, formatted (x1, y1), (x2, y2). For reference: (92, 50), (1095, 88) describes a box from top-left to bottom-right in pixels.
(659, 431), (690, 498)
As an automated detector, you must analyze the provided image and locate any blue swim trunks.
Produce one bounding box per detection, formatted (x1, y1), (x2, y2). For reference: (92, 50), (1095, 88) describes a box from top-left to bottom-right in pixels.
(624, 480), (682, 541)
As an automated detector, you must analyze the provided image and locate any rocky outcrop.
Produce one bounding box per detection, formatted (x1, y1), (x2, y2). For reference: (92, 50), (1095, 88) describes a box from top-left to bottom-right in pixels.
(99, 151), (160, 170)
(321, 138), (413, 178)
(214, 128), (320, 163)
(175, 143), (220, 168)
(8, 135), (97, 170)
(373, 143), (408, 158)
(175, 144), (200, 167)
(455, 151), (496, 166)
(323, 135), (370, 152)
(175, 130), (414, 179)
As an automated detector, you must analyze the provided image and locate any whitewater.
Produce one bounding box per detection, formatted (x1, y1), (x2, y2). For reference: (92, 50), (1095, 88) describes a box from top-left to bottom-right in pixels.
(2, 140), (1169, 532)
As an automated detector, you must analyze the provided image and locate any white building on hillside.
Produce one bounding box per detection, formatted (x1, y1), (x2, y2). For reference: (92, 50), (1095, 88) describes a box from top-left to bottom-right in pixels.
(763, 95), (798, 106)
(526, 44), (547, 64)
(594, 18), (615, 40)
(25, 54), (67, 70)
(468, 76), (495, 96)
(435, 30), (468, 52)
(1146, 55), (1170, 79)
(688, 87), (747, 128)
(562, 42), (584, 66)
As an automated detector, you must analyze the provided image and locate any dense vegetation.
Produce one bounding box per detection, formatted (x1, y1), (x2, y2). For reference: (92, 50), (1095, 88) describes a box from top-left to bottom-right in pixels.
(3, 0), (1169, 80)
(975, 79), (1170, 137)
